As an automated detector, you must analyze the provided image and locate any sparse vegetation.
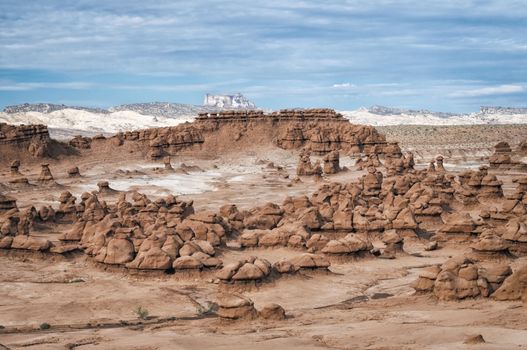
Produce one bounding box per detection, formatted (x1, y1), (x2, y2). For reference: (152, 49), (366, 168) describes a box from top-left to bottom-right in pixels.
(134, 306), (149, 320)
(39, 322), (51, 330)
(67, 278), (85, 283)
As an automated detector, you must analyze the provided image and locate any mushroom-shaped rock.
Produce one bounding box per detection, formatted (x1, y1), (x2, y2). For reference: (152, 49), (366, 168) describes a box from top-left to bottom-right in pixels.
(37, 164), (55, 184)
(217, 293), (257, 319)
(67, 166), (81, 177)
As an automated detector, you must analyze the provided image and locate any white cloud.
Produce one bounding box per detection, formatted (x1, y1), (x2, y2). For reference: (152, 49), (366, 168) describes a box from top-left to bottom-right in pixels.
(449, 84), (525, 98)
(0, 81), (96, 91)
(332, 83), (355, 88)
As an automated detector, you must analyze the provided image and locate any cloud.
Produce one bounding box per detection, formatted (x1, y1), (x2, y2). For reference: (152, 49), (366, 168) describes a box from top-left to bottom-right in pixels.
(0, 81), (96, 91)
(449, 84), (525, 98)
(332, 83), (355, 88)
(0, 0), (526, 111)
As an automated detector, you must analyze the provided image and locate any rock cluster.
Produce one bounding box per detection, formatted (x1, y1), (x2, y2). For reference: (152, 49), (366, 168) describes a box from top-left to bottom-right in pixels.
(69, 135), (91, 149)
(296, 150), (322, 176)
(216, 257), (272, 282)
(413, 256), (512, 300)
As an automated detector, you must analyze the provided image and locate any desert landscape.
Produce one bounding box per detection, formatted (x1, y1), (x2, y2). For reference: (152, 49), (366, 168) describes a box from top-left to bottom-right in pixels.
(1, 107), (527, 349)
(2, 0), (527, 348)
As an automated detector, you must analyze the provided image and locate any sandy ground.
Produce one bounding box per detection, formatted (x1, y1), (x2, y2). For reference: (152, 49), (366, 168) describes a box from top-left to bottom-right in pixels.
(1, 244), (526, 349)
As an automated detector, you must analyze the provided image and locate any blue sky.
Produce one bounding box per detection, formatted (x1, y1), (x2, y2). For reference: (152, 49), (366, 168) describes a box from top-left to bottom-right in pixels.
(0, 0), (526, 112)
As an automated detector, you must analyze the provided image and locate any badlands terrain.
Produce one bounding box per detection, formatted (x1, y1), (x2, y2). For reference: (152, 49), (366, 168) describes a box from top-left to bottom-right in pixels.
(1, 108), (527, 349)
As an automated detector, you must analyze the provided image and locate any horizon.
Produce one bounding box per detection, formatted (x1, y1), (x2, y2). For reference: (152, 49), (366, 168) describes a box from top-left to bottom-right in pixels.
(3, 99), (527, 115)
(1, 1), (526, 112)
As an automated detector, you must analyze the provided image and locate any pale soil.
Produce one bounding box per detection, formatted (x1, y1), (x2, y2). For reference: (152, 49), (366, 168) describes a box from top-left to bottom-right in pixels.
(379, 124), (527, 163)
(1, 124), (527, 349)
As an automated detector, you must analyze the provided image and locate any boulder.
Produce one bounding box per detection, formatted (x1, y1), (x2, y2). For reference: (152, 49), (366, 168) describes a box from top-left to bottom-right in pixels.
(217, 293), (257, 320)
(126, 247), (173, 270)
(259, 303), (286, 320)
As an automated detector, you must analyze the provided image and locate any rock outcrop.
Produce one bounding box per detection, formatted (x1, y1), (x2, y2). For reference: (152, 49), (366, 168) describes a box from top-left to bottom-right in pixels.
(412, 256), (512, 300)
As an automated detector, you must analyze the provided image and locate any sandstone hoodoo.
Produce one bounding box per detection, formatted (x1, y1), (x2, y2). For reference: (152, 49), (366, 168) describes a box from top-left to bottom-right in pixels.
(37, 163), (55, 184)
(10, 160), (21, 175)
(323, 150), (341, 174)
(97, 181), (118, 195)
(217, 293), (257, 320)
(164, 156), (174, 171)
(67, 166), (81, 177)
(296, 149), (322, 176)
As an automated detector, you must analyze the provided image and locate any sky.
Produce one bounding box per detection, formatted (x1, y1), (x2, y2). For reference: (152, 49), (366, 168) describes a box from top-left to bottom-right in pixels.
(0, 0), (526, 112)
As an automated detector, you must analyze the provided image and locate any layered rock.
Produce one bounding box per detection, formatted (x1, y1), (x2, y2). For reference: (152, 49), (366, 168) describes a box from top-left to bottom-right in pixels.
(0, 193), (17, 213)
(489, 142), (513, 169)
(0, 123), (51, 159)
(217, 293), (257, 320)
(469, 229), (511, 261)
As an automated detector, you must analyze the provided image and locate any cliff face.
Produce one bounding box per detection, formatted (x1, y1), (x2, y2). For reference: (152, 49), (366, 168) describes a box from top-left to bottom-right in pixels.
(0, 123), (50, 145)
(0, 123), (75, 162)
(203, 93), (256, 109)
(0, 123), (52, 159)
(115, 109), (388, 159)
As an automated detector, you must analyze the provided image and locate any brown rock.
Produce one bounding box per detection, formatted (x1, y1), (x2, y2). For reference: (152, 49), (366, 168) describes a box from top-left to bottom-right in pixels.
(259, 303), (286, 320)
(217, 293), (257, 320)
(173, 255), (203, 270)
(126, 247), (173, 270)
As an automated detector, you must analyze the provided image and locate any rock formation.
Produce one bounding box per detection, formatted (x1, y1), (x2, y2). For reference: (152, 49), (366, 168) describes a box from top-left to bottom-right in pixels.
(10, 160), (21, 175)
(412, 256), (512, 300)
(37, 164), (55, 184)
(323, 150), (340, 174)
(296, 149), (322, 176)
(67, 166), (81, 177)
(217, 293), (257, 320)
(0, 193), (17, 213)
